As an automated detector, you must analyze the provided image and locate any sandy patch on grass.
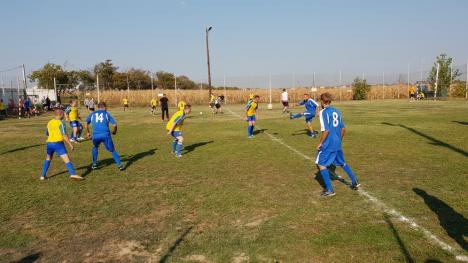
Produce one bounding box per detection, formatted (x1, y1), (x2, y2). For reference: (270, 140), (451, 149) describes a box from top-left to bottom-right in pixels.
(232, 252), (249, 263)
(184, 254), (212, 262)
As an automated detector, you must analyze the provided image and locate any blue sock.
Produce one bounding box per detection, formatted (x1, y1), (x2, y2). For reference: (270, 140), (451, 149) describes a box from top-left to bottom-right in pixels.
(249, 125), (254, 136)
(92, 147), (98, 165)
(112, 151), (122, 167)
(41, 160), (51, 177)
(247, 126), (251, 136)
(65, 162), (76, 176)
(172, 140), (178, 152)
(320, 169), (333, 192)
(291, 113), (302, 119)
(342, 164), (358, 185)
(176, 143), (183, 155)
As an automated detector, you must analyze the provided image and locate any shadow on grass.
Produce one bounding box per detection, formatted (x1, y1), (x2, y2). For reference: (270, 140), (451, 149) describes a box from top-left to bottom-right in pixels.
(413, 188), (467, 251)
(183, 141), (213, 155)
(292, 129), (309, 136)
(159, 226), (193, 263)
(12, 252), (42, 263)
(314, 164), (348, 190)
(49, 148), (157, 178)
(384, 213), (414, 263)
(381, 122), (468, 157)
(253, 128), (268, 135)
(452, 121), (468, 126)
(1, 144), (44, 155)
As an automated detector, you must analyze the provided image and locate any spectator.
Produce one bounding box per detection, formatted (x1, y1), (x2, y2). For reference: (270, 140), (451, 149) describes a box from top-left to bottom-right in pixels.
(24, 97), (32, 118)
(0, 99), (6, 118)
(159, 94), (169, 121)
(45, 97), (51, 111)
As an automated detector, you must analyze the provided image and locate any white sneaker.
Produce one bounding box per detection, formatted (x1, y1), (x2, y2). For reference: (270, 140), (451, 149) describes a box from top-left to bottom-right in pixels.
(70, 175), (84, 181)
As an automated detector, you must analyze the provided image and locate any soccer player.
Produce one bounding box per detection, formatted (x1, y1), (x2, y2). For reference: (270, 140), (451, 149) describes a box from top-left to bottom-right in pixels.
(40, 109), (83, 181)
(245, 95), (259, 138)
(85, 102), (124, 171)
(290, 94), (319, 138)
(178, 100), (186, 111)
(160, 94), (169, 121)
(209, 94), (216, 113)
(122, 97), (129, 111)
(281, 89), (289, 113)
(166, 104), (192, 158)
(316, 92), (360, 197)
(150, 98), (158, 115)
(66, 100), (83, 142)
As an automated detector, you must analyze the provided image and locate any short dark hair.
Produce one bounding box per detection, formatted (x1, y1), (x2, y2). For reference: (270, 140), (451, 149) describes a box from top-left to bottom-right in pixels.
(97, 102), (106, 108)
(185, 104), (192, 109)
(320, 92), (333, 104)
(254, 95), (260, 99)
(282, 89), (286, 91)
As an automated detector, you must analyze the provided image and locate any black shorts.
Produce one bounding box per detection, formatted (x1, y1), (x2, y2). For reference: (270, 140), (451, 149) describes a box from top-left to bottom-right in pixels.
(282, 101), (289, 107)
(152, 106), (156, 109)
(215, 104), (221, 109)
(124, 104), (129, 107)
(209, 103), (215, 108)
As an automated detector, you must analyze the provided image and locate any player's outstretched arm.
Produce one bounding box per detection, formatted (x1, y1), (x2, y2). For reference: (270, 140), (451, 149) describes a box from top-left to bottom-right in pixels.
(112, 125), (117, 135)
(63, 135), (74, 151)
(317, 131), (329, 151)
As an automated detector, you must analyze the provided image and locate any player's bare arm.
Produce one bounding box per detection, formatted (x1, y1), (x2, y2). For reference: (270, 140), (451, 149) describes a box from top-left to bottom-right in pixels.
(317, 131), (329, 150)
(341, 128), (346, 140)
(63, 135), (74, 151)
(112, 124), (118, 135)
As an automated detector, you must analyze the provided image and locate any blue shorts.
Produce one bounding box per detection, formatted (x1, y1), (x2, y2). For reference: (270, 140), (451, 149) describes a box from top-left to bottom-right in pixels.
(315, 150), (346, 167)
(171, 131), (183, 138)
(93, 134), (115, 152)
(46, 142), (68, 156)
(303, 112), (315, 123)
(70, 121), (80, 128)
(247, 115), (256, 122)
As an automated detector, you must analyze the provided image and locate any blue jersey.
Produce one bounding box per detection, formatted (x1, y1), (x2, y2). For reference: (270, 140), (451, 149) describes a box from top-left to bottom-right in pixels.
(319, 106), (344, 152)
(299, 98), (319, 115)
(86, 110), (117, 136)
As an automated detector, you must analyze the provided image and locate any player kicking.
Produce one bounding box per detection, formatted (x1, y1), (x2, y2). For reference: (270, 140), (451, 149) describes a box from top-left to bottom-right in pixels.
(245, 95), (259, 138)
(290, 94), (319, 138)
(66, 100), (84, 142)
(316, 92), (360, 197)
(166, 104), (192, 157)
(40, 109), (83, 181)
(85, 102), (124, 171)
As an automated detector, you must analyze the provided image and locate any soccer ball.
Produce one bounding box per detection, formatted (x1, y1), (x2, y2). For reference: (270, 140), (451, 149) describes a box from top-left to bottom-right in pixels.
(200, 112), (203, 115)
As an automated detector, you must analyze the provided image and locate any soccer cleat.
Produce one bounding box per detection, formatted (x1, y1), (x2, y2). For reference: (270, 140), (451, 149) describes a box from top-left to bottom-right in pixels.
(70, 138), (76, 143)
(91, 164), (98, 170)
(40, 176), (47, 181)
(289, 113), (293, 119)
(118, 165), (125, 171)
(77, 137), (85, 141)
(248, 135), (254, 139)
(70, 175), (84, 181)
(351, 183), (361, 190)
(175, 154), (183, 158)
(320, 191), (336, 197)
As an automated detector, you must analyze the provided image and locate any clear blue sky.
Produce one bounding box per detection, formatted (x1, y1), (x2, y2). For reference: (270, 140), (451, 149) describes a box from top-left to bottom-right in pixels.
(2, 0), (468, 84)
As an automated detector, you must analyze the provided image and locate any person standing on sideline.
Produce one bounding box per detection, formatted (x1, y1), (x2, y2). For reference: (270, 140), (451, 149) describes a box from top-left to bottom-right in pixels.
(316, 92), (360, 197)
(281, 89), (289, 113)
(160, 94), (169, 121)
(122, 97), (129, 111)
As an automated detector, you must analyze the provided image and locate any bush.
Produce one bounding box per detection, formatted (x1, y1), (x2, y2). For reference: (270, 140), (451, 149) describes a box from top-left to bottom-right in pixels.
(352, 77), (371, 100)
(450, 81), (467, 98)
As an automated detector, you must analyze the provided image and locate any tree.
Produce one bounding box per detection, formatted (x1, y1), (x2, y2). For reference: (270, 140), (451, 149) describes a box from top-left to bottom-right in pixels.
(450, 80), (467, 97)
(94, 59), (118, 89)
(428, 53), (461, 97)
(156, 71), (175, 89)
(352, 77), (371, 100)
(29, 63), (68, 89)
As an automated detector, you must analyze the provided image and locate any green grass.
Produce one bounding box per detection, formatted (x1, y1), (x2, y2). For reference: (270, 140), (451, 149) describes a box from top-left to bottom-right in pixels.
(0, 100), (467, 262)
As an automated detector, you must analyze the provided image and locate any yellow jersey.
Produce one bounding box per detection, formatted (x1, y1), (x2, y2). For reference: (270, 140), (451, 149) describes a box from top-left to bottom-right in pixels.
(166, 110), (186, 131)
(123, 98), (129, 105)
(246, 101), (258, 116)
(46, 119), (66, 142)
(178, 101), (186, 111)
(151, 99), (157, 107)
(0, 102), (5, 111)
(210, 95), (216, 103)
(69, 106), (78, 121)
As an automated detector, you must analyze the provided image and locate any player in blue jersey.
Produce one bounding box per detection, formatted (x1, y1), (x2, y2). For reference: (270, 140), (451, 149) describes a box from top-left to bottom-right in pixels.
(290, 94), (319, 137)
(85, 102), (124, 171)
(316, 92), (360, 197)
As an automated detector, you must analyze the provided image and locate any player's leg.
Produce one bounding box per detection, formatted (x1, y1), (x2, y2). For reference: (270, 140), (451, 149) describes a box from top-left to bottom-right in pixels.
(41, 144), (54, 180)
(290, 112), (303, 119)
(335, 150), (359, 189)
(172, 137), (178, 154)
(56, 143), (82, 180)
(175, 133), (184, 157)
(91, 137), (101, 169)
(315, 151), (336, 196)
(103, 136), (123, 170)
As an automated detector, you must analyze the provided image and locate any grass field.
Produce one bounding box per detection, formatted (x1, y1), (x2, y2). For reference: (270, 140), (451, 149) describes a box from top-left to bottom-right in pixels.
(0, 100), (467, 262)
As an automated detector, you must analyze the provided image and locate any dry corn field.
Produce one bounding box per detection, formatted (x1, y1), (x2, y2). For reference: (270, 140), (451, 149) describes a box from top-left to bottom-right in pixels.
(84, 85), (414, 106)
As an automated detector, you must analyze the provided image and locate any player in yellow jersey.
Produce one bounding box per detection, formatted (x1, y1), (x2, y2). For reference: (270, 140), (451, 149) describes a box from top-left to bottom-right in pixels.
(150, 98), (158, 115)
(245, 95), (259, 138)
(166, 104), (192, 157)
(178, 100), (186, 111)
(66, 100), (83, 142)
(209, 94), (216, 113)
(40, 109), (83, 181)
(122, 97), (129, 111)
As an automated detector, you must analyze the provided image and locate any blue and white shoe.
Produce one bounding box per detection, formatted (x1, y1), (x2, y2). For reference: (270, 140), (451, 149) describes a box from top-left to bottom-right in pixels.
(320, 191), (336, 197)
(248, 135), (255, 139)
(175, 154), (183, 158)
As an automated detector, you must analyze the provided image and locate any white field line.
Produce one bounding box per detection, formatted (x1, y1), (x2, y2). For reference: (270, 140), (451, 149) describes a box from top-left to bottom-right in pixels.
(227, 108), (467, 262)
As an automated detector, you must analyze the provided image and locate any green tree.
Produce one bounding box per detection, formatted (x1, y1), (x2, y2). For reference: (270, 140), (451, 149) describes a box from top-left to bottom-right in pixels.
(94, 59), (118, 89)
(352, 77), (371, 100)
(29, 63), (68, 89)
(428, 53), (461, 97)
(156, 71), (175, 89)
(450, 80), (467, 97)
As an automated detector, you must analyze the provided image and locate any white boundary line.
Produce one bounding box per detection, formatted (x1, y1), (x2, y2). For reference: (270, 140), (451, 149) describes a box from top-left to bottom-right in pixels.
(227, 108), (467, 262)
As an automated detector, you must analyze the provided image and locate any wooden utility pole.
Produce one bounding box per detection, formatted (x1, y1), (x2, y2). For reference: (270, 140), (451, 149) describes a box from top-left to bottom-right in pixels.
(206, 27), (213, 99)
